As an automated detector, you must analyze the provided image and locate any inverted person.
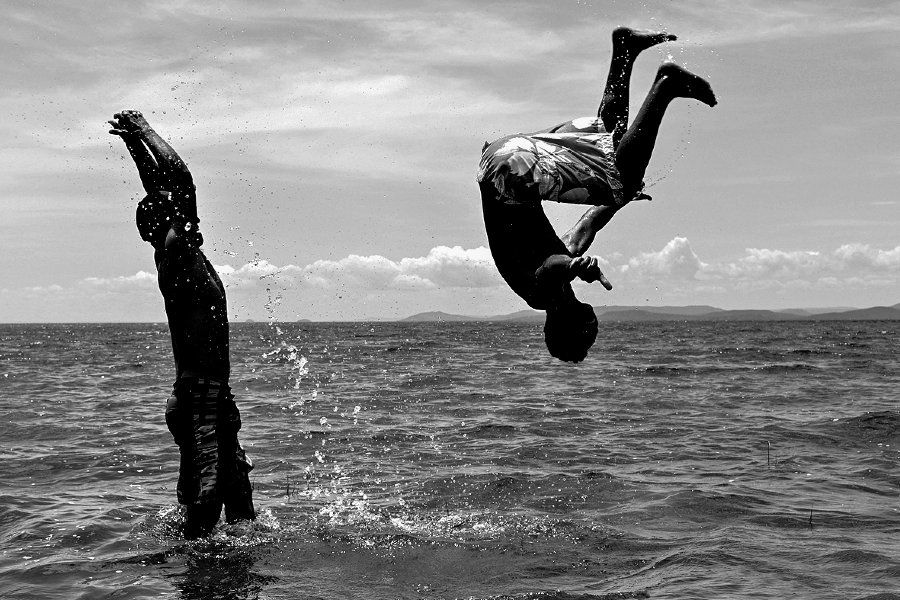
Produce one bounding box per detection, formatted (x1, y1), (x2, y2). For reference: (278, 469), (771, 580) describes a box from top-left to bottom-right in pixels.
(478, 27), (717, 362)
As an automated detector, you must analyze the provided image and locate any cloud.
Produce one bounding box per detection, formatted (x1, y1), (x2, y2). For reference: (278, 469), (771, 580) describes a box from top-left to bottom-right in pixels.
(81, 271), (158, 290)
(218, 245), (501, 292)
(3, 240), (899, 322)
(15, 240), (900, 300)
(612, 238), (900, 287)
(708, 243), (900, 283)
(620, 237), (706, 280)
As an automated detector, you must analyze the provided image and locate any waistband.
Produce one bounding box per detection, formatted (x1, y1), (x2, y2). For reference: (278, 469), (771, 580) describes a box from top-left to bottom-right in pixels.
(173, 377), (231, 398)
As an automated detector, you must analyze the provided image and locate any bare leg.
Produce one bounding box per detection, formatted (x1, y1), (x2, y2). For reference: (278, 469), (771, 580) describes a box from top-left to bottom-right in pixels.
(184, 502), (223, 539)
(547, 27), (675, 138)
(562, 62), (716, 256)
(599, 27), (676, 144)
(615, 62), (716, 195)
(559, 27), (675, 256)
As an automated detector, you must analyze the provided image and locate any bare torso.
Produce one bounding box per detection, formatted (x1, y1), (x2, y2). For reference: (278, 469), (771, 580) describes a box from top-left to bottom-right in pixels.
(155, 236), (230, 382)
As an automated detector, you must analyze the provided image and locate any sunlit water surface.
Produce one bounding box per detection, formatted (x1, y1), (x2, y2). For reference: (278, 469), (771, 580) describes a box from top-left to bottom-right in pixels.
(1, 321), (898, 600)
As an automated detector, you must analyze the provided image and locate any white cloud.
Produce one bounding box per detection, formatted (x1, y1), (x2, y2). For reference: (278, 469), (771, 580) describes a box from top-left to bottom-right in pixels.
(82, 271), (157, 289)
(607, 238), (900, 288)
(705, 243), (900, 283)
(218, 245), (501, 292)
(20, 241), (900, 296)
(3, 240), (899, 322)
(620, 237), (706, 280)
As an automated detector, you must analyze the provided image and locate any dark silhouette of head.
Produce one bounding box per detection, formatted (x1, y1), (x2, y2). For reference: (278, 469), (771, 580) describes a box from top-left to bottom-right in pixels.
(136, 192), (175, 248)
(544, 301), (598, 363)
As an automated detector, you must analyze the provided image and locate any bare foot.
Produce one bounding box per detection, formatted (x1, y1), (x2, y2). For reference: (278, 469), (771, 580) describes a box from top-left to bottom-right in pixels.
(656, 61), (717, 107)
(613, 26), (677, 57)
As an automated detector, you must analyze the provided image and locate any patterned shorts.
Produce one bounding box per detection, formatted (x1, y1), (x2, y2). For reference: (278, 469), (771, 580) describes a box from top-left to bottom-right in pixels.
(165, 378), (253, 506)
(477, 118), (626, 207)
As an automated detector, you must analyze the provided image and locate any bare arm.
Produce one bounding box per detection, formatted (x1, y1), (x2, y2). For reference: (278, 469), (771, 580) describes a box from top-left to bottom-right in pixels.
(559, 191), (651, 256)
(109, 110), (198, 222)
(559, 204), (620, 257)
(109, 123), (160, 195)
(140, 122), (194, 196)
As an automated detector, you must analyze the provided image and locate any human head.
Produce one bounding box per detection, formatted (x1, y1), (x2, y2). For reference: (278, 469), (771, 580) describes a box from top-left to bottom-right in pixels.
(543, 301), (598, 363)
(136, 192), (175, 248)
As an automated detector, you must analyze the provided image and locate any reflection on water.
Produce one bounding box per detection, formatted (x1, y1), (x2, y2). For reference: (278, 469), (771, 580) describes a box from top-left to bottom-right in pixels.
(175, 546), (275, 600)
(1, 321), (899, 599)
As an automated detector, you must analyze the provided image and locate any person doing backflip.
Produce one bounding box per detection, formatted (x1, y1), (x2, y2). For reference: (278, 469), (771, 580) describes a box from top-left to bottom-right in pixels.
(478, 27), (716, 362)
(109, 110), (256, 538)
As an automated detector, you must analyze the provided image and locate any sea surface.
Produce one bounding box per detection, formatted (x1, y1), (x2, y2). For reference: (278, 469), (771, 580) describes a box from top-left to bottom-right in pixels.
(1, 320), (898, 600)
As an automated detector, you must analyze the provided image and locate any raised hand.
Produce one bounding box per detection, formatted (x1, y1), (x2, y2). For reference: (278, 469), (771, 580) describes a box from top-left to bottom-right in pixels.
(108, 119), (131, 137)
(108, 110), (150, 137)
(570, 255), (613, 290)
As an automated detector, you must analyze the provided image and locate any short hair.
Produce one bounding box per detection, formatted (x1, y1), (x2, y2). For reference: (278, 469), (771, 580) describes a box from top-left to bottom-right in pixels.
(544, 301), (598, 363)
(136, 192), (175, 247)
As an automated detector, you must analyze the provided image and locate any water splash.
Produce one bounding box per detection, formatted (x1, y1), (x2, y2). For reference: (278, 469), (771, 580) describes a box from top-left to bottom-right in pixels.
(262, 342), (309, 390)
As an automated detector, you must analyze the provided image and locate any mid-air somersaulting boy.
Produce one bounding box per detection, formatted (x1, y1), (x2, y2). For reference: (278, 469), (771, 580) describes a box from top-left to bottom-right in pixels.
(478, 27), (716, 362)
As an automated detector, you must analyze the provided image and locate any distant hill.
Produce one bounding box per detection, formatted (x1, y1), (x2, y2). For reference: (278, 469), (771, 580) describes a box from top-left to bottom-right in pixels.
(778, 307), (857, 316)
(596, 309), (692, 322)
(601, 305), (724, 316)
(488, 309), (544, 321)
(806, 306), (900, 321)
(693, 309), (807, 321)
(401, 304), (900, 323)
(401, 311), (483, 322)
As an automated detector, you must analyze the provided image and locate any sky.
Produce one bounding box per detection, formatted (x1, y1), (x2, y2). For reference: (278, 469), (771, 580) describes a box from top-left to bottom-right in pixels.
(2, 0), (899, 322)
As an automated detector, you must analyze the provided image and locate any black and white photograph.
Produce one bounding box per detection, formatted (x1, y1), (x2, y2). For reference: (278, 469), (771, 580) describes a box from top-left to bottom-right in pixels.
(1, 1), (898, 598)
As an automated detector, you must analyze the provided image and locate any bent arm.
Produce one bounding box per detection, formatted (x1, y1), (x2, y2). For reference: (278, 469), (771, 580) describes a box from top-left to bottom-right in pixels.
(559, 204), (620, 257)
(537, 254), (613, 291)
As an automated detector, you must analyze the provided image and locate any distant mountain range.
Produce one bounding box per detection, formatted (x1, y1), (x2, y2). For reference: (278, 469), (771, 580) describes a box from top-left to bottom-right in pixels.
(401, 303), (900, 323)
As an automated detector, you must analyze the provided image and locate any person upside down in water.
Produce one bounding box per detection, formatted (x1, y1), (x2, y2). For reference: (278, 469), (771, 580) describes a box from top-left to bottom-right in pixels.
(109, 110), (256, 538)
(478, 27), (717, 362)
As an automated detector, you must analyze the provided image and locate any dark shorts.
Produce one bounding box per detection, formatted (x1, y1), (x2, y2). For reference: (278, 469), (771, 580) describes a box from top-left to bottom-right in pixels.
(165, 378), (253, 509)
(477, 117), (626, 207)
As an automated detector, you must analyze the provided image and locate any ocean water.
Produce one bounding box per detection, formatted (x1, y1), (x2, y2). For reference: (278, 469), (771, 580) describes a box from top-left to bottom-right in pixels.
(1, 320), (898, 600)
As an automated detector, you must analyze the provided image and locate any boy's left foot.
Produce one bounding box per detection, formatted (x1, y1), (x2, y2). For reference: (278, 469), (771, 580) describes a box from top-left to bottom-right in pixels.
(656, 61), (717, 107)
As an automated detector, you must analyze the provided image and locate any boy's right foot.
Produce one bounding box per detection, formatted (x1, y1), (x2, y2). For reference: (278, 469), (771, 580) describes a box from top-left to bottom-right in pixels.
(656, 61), (717, 107)
(613, 26), (677, 57)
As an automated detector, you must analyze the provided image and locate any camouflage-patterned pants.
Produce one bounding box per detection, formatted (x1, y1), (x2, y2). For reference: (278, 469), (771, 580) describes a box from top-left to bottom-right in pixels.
(165, 378), (255, 534)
